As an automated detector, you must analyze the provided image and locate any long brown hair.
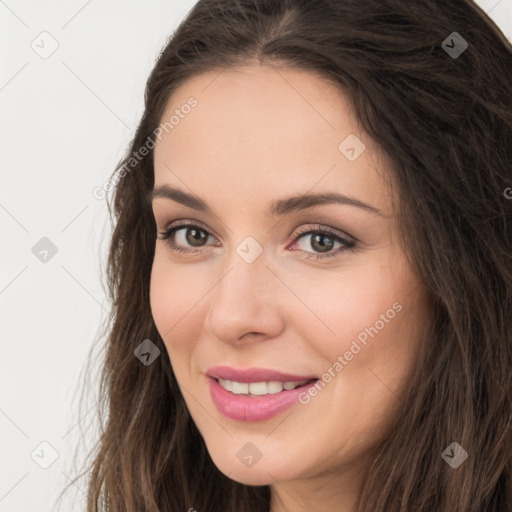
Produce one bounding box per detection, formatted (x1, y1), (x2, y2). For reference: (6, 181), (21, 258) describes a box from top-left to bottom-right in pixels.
(58, 0), (512, 510)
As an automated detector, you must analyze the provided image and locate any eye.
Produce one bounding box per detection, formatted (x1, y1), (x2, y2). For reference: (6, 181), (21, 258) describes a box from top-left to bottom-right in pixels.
(157, 220), (219, 255)
(157, 221), (356, 260)
(288, 225), (356, 260)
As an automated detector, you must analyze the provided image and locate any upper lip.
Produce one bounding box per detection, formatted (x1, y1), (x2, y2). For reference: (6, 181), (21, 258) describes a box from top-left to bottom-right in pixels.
(206, 365), (318, 383)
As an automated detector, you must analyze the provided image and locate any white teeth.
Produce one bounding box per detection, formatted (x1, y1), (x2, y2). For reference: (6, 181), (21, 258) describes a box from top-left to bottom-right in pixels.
(231, 381), (249, 394)
(248, 382), (268, 395)
(218, 378), (309, 395)
(267, 381), (284, 394)
(219, 378), (233, 392)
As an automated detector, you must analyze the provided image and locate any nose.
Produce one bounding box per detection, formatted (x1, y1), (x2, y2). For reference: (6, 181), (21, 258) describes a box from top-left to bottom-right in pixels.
(204, 255), (287, 346)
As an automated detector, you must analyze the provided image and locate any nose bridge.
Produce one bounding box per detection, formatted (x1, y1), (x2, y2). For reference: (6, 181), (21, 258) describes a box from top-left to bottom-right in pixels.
(205, 247), (286, 344)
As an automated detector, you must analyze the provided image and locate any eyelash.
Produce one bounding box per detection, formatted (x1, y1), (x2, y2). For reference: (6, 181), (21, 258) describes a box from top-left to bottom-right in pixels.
(157, 220), (357, 261)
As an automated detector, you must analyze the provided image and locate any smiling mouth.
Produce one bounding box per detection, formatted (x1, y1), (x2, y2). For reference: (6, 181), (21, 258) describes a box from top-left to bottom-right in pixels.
(213, 377), (318, 396)
(207, 375), (320, 421)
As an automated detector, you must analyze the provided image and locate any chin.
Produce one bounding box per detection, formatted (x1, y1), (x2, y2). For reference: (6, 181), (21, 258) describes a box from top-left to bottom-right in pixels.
(221, 468), (274, 486)
(208, 447), (302, 486)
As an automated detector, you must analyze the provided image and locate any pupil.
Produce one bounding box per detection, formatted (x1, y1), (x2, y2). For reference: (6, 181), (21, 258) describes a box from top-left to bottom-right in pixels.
(186, 228), (207, 247)
(312, 234), (333, 253)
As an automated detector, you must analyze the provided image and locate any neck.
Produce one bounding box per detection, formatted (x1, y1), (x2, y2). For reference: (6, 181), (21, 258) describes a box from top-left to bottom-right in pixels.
(269, 461), (365, 512)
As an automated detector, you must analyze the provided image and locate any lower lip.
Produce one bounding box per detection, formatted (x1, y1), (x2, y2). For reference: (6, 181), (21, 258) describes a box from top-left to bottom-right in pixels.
(208, 376), (318, 422)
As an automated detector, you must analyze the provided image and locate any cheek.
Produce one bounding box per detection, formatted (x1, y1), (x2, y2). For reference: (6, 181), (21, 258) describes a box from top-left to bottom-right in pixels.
(149, 243), (423, 377)
(283, 256), (409, 354)
(149, 253), (208, 361)
(284, 252), (424, 410)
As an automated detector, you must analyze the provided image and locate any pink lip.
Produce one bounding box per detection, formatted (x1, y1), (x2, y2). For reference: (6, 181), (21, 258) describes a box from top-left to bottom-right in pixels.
(206, 365), (317, 383)
(205, 366), (319, 422)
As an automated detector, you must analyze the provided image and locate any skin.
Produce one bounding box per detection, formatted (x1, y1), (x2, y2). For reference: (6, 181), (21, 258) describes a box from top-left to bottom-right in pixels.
(149, 62), (430, 512)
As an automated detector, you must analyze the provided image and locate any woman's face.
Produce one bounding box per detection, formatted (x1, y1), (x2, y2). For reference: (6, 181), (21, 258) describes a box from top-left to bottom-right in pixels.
(150, 63), (428, 493)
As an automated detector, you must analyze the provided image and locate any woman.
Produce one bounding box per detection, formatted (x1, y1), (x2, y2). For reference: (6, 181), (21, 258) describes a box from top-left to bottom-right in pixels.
(64, 0), (512, 510)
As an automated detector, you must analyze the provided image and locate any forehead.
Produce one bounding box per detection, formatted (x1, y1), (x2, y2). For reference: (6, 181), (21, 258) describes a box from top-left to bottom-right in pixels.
(153, 64), (392, 213)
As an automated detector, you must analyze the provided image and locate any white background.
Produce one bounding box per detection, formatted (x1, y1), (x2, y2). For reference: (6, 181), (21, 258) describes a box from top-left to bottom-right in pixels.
(1, 1), (511, 511)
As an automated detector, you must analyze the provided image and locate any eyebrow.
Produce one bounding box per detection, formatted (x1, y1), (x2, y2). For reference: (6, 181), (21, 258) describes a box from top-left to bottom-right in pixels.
(146, 184), (385, 217)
